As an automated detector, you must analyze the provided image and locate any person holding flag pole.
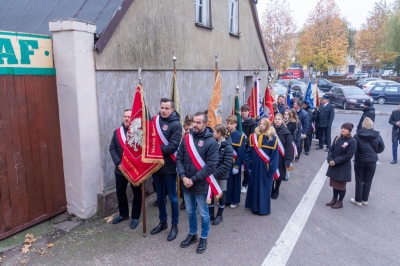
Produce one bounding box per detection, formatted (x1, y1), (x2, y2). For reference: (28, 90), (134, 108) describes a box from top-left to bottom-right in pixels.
(114, 70), (165, 236)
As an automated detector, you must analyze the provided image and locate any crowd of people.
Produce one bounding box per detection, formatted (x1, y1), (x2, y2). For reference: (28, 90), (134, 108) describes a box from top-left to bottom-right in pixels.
(108, 95), (400, 254)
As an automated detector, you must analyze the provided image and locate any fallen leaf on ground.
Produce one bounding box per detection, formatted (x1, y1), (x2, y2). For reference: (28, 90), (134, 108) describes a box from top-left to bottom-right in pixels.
(46, 243), (54, 248)
(21, 244), (31, 253)
(19, 259), (27, 264)
(2, 255), (6, 258)
(24, 238), (36, 244)
(104, 215), (114, 223)
(25, 233), (34, 239)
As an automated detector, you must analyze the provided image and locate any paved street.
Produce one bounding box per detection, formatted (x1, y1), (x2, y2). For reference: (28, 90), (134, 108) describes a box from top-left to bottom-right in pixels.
(1, 113), (399, 266)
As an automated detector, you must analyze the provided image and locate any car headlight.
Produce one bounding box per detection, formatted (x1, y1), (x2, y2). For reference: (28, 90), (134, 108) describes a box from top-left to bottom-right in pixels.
(348, 99), (357, 103)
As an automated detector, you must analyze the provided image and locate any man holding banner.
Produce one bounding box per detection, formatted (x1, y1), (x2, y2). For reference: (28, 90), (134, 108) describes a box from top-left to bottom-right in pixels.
(151, 98), (182, 242)
(176, 112), (219, 254)
(109, 109), (142, 229)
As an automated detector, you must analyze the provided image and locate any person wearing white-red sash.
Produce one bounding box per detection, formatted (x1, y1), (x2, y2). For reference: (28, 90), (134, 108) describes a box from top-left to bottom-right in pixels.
(176, 112), (219, 254)
(150, 98), (182, 242)
(244, 118), (279, 215)
(225, 115), (246, 208)
(109, 109), (142, 229)
(272, 114), (294, 200)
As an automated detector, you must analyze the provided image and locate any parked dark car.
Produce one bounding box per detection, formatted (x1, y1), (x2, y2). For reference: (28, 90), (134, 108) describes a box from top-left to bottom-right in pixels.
(301, 78), (341, 92)
(327, 86), (373, 110)
(368, 84), (400, 104)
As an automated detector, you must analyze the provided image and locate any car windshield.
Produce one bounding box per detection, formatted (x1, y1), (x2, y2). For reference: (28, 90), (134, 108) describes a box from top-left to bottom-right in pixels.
(343, 88), (365, 95)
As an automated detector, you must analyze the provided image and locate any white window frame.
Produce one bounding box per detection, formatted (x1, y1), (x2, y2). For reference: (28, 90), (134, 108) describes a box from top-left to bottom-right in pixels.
(229, 0), (239, 35)
(195, 0), (211, 27)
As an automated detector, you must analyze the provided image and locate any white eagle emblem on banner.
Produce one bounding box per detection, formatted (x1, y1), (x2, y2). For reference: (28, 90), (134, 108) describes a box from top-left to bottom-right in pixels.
(127, 118), (143, 151)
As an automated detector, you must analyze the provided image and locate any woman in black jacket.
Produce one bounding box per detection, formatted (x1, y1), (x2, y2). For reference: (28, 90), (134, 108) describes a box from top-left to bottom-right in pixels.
(325, 123), (357, 209)
(208, 124), (233, 225)
(272, 114), (293, 199)
(351, 117), (385, 207)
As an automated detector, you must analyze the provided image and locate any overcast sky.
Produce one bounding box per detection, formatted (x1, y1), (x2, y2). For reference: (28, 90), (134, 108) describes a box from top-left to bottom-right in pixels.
(256, 0), (395, 30)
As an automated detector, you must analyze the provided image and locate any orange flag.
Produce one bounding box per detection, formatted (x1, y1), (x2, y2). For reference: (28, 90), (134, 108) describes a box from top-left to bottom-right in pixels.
(263, 85), (275, 123)
(120, 84), (164, 186)
(207, 67), (222, 128)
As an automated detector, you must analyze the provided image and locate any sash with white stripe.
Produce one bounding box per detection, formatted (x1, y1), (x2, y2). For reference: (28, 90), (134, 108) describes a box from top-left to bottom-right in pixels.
(116, 126), (126, 148)
(276, 134), (296, 168)
(292, 142), (298, 157)
(185, 134), (223, 203)
(251, 134), (280, 180)
(154, 115), (177, 161)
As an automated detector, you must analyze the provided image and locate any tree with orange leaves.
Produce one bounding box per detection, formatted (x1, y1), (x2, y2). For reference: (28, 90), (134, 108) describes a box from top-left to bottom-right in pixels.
(260, 0), (297, 79)
(297, 0), (348, 73)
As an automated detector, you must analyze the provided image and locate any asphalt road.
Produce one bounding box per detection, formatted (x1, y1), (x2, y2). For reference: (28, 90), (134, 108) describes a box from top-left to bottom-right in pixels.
(333, 102), (399, 115)
(3, 114), (399, 266)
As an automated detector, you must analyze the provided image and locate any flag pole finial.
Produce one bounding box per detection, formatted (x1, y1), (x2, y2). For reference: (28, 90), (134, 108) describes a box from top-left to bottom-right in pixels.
(215, 54), (219, 68)
(172, 52), (177, 69)
(138, 68), (142, 84)
(236, 84), (239, 94)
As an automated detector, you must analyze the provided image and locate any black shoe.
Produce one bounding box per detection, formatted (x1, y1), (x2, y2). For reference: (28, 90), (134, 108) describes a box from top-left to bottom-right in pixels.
(305, 151), (309, 155)
(130, 219), (139, 229)
(153, 200), (158, 207)
(391, 160), (397, 164)
(167, 224), (178, 241)
(212, 215), (223, 225)
(271, 190), (279, 199)
(196, 238), (207, 254)
(316, 146), (324, 150)
(150, 221), (168, 235)
(295, 157), (299, 162)
(111, 215), (128, 224)
(179, 202), (186, 210)
(180, 234), (198, 248)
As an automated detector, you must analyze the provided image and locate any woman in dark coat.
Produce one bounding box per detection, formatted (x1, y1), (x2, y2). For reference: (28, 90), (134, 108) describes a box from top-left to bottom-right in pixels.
(208, 124), (233, 225)
(325, 122), (357, 209)
(272, 113), (293, 199)
(350, 117), (385, 206)
(245, 118), (279, 215)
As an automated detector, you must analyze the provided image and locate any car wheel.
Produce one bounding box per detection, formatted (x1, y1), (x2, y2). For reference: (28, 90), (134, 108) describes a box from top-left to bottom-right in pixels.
(377, 97), (386, 104)
(342, 102), (348, 110)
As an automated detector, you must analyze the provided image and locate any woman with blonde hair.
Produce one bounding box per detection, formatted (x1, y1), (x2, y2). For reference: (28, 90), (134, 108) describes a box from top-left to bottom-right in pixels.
(245, 118), (279, 215)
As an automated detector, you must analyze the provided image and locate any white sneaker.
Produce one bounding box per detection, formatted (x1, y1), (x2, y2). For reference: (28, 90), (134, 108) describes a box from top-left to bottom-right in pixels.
(350, 198), (362, 207)
(241, 186), (247, 194)
(230, 204), (237, 209)
(362, 201), (368, 206)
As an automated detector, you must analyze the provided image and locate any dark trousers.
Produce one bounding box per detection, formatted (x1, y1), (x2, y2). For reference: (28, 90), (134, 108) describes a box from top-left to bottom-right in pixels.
(115, 173), (142, 219)
(393, 141), (398, 161)
(304, 133), (312, 152)
(152, 173), (179, 224)
(297, 141), (302, 158)
(354, 161), (376, 202)
(242, 170), (249, 187)
(318, 127), (331, 148)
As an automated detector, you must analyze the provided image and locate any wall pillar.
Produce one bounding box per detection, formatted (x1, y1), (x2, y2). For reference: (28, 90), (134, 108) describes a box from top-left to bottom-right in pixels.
(49, 19), (102, 219)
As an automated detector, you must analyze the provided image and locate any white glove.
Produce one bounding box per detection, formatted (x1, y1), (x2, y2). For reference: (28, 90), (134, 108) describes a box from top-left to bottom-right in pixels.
(301, 133), (306, 139)
(232, 168), (239, 175)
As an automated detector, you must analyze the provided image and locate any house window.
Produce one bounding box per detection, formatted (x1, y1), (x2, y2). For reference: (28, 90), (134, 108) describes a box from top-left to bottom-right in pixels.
(229, 0), (239, 35)
(195, 0), (211, 27)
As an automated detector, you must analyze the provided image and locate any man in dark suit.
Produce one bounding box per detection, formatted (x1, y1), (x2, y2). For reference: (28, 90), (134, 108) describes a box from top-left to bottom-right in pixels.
(316, 95), (335, 151)
(389, 104), (400, 164)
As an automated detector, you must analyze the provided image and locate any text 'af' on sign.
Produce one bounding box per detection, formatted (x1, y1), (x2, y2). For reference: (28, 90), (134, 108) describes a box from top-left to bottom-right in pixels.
(0, 30), (55, 75)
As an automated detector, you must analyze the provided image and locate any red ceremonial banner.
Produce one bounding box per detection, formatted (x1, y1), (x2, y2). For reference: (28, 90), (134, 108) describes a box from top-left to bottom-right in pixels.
(120, 85), (164, 186)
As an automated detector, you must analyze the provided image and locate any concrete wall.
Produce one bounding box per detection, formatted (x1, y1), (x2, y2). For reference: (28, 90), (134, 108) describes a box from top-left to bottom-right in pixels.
(94, 0), (268, 71)
(97, 70), (268, 190)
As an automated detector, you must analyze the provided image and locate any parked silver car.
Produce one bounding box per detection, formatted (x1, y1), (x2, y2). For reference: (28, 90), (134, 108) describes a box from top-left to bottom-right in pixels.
(361, 80), (399, 93)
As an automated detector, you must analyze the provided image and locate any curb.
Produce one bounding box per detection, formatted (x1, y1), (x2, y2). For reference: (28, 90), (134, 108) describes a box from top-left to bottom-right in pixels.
(334, 110), (391, 116)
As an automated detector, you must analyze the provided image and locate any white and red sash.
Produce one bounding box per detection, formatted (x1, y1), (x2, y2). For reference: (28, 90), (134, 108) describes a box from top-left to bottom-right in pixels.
(154, 115), (177, 161)
(185, 134), (223, 203)
(276, 134), (295, 169)
(292, 142), (298, 157)
(251, 134), (280, 180)
(232, 149), (237, 160)
(117, 126), (126, 148)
